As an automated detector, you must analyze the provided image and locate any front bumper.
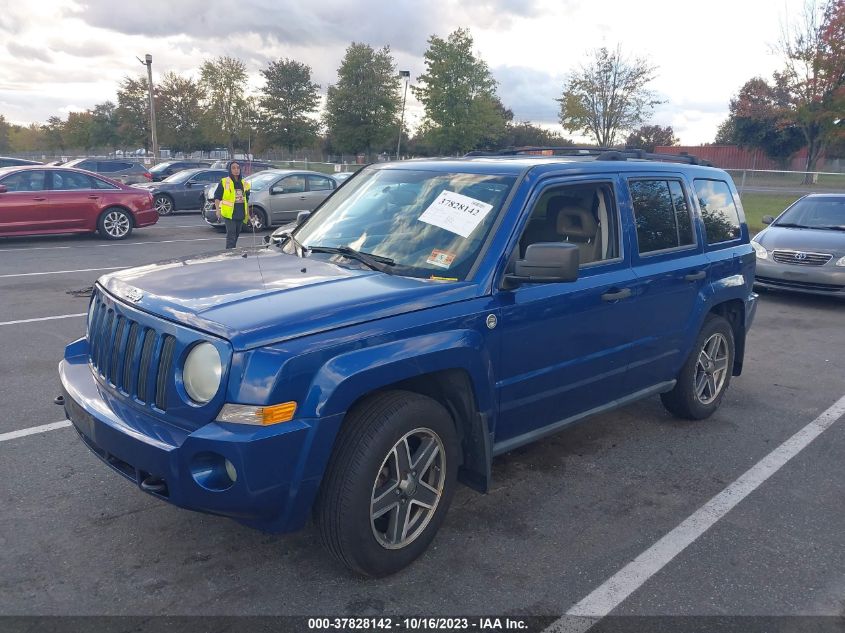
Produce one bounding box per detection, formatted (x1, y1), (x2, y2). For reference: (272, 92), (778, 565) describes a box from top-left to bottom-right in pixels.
(755, 258), (845, 297)
(59, 339), (342, 533)
(203, 203), (224, 227)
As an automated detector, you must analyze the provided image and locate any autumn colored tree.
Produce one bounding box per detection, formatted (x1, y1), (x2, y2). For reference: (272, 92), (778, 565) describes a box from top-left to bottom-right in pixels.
(625, 125), (678, 152)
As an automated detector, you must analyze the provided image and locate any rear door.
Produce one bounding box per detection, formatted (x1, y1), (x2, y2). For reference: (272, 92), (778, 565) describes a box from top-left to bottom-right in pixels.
(306, 174), (336, 209)
(621, 174), (710, 392)
(186, 170), (223, 209)
(48, 170), (104, 231)
(0, 170), (49, 234)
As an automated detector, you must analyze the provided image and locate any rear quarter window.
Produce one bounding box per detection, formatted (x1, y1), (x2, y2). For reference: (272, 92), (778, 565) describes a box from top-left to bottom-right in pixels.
(694, 179), (741, 243)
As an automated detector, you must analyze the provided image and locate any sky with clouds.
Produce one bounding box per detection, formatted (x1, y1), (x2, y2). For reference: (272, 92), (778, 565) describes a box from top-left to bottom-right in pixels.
(0, 0), (808, 145)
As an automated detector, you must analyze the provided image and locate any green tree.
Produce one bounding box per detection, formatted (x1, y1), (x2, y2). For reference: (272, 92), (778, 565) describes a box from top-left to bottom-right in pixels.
(157, 72), (206, 153)
(413, 28), (508, 154)
(42, 116), (65, 152)
(324, 43), (401, 155)
(558, 45), (661, 147)
(259, 58), (320, 154)
(63, 111), (94, 151)
(9, 123), (46, 153)
(625, 124), (677, 152)
(200, 56), (249, 156)
(777, 0), (845, 177)
(0, 114), (10, 153)
(90, 101), (119, 151)
(116, 75), (150, 151)
(504, 122), (572, 148)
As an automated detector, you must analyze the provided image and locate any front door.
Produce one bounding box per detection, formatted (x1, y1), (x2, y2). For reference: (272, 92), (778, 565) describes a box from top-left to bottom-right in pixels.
(269, 174), (308, 223)
(493, 178), (638, 449)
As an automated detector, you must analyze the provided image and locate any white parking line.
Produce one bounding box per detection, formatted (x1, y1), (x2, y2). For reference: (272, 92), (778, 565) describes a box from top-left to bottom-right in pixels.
(546, 393), (845, 633)
(0, 266), (124, 279)
(0, 420), (72, 443)
(0, 237), (219, 253)
(0, 313), (86, 326)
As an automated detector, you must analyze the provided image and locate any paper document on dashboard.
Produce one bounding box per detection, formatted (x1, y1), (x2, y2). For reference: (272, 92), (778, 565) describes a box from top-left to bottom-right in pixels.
(418, 190), (494, 239)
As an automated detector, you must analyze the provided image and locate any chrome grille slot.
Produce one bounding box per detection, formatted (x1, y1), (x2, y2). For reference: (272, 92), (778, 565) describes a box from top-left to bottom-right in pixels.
(155, 335), (176, 410)
(137, 329), (157, 404)
(771, 250), (832, 266)
(97, 310), (114, 374)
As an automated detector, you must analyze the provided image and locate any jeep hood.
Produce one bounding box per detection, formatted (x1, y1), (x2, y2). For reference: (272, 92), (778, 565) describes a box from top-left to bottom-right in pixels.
(99, 249), (475, 350)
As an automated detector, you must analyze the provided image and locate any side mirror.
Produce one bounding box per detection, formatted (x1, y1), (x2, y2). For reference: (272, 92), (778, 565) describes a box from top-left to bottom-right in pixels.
(503, 242), (579, 288)
(296, 210), (311, 225)
(0, 185), (7, 194)
(185, 181), (195, 187)
(762, 215), (774, 225)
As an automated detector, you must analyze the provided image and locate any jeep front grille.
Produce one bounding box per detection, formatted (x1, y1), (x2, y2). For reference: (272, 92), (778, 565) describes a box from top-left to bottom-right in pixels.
(88, 295), (175, 411)
(771, 250), (832, 266)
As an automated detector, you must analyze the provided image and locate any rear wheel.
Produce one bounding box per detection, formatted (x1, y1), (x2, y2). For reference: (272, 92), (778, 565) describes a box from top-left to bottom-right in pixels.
(316, 391), (458, 577)
(97, 207), (133, 240)
(661, 314), (735, 420)
(153, 194), (174, 216)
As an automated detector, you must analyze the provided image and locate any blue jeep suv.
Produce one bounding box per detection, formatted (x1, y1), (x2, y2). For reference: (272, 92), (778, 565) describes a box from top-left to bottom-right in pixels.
(59, 149), (757, 577)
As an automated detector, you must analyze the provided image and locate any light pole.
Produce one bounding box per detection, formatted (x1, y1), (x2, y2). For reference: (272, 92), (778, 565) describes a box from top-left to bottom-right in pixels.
(396, 70), (410, 161)
(137, 53), (158, 162)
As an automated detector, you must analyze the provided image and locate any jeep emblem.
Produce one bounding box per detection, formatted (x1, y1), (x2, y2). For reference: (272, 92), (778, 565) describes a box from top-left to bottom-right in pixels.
(486, 314), (497, 330)
(123, 287), (143, 303)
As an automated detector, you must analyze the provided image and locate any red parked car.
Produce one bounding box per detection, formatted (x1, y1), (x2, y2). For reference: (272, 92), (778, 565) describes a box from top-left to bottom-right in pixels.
(0, 166), (158, 239)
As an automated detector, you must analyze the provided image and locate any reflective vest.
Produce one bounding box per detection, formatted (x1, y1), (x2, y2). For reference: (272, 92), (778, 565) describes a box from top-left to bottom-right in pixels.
(219, 177), (251, 223)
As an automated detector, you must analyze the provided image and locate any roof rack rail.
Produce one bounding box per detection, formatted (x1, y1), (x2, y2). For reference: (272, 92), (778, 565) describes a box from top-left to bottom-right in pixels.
(464, 145), (712, 166)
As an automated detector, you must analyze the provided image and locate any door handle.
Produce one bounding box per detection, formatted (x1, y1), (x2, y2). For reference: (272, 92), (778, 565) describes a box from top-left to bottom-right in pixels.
(88, 195), (100, 199)
(601, 288), (632, 302)
(299, 195), (307, 199)
(33, 197), (47, 201)
(684, 270), (706, 281)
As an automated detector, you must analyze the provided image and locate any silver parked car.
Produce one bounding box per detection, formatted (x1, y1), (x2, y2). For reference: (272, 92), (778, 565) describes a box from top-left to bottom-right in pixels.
(202, 169), (337, 231)
(752, 194), (845, 298)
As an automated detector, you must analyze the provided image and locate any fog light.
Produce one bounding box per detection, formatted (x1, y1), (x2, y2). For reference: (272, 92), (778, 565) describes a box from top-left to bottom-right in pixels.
(190, 452), (236, 491)
(224, 458), (238, 483)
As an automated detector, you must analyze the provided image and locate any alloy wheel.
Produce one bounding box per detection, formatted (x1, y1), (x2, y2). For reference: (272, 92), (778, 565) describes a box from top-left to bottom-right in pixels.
(103, 210), (131, 238)
(694, 332), (729, 405)
(370, 428), (446, 550)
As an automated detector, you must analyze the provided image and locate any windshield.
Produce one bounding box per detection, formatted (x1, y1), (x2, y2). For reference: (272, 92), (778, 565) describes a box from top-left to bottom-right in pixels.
(162, 170), (197, 184)
(775, 197), (845, 229)
(289, 167), (516, 280)
(149, 162), (174, 174)
(245, 171), (282, 191)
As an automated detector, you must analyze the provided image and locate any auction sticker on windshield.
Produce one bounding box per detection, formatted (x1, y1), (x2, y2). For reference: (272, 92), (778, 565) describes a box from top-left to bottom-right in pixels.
(418, 190), (494, 238)
(426, 249), (456, 269)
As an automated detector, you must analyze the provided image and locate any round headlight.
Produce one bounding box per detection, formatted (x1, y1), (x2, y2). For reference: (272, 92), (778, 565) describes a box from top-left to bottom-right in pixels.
(183, 342), (222, 404)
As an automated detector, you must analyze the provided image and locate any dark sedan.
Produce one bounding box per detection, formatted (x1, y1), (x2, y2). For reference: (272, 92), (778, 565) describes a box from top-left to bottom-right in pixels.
(132, 168), (227, 215)
(752, 194), (845, 297)
(0, 165), (158, 239)
(149, 160), (213, 181)
(0, 157), (42, 168)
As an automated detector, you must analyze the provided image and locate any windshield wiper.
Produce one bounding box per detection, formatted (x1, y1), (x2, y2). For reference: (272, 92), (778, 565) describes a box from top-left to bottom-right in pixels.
(814, 225), (845, 231)
(308, 245), (395, 273)
(774, 222), (812, 229)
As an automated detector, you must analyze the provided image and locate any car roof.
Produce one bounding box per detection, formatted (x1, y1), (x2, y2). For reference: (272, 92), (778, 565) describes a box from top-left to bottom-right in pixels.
(372, 156), (725, 177)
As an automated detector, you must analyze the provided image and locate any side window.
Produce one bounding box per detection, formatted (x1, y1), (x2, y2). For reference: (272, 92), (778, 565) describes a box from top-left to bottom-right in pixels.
(91, 175), (119, 190)
(308, 175), (334, 191)
(279, 175), (305, 193)
(629, 179), (695, 255)
(96, 161), (120, 173)
(53, 171), (95, 190)
(77, 160), (97, 171)
(694, 179), (741, 243)
(0, 170), (47, 192)
(517, 182), (620, 267)
(194, 171), (219, 183)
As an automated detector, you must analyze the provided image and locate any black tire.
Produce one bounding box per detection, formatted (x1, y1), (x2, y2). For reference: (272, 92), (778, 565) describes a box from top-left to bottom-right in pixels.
(97, 207), (133, 240)
(661, 314), (735, 420)
(316, 390), (459, 577)
(153, 194), (175, 216)
(249, 207), (268, 231)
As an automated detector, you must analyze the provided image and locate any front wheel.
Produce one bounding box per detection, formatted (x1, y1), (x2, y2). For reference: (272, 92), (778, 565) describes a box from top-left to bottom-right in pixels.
(97, 207), (133, 240)
(316, 391), (458, 577)
(661, 314), (735, 420)
(249, 207), (268, 231)
(154, 194), (174, 216)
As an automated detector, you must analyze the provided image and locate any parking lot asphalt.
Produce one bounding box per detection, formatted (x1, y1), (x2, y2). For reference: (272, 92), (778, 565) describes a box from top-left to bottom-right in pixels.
(0, 213), (843, 624)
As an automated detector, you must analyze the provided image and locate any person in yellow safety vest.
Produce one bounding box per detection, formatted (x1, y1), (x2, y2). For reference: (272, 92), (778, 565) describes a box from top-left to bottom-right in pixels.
(213, 161), (252, 249)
